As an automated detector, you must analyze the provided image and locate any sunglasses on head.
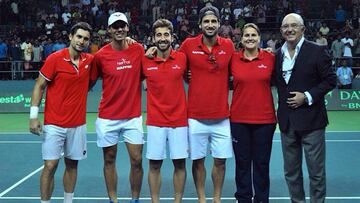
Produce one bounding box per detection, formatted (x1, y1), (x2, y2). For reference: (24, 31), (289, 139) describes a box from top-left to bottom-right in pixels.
(207, 53), (219, 72)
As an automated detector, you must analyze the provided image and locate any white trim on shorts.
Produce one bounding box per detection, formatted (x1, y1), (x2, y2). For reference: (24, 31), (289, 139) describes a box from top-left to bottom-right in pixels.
(42, 124), (87, 160)
(188, 118), (233, 160)
(96, 116), (144, 147)
(146, 125), (189, 160)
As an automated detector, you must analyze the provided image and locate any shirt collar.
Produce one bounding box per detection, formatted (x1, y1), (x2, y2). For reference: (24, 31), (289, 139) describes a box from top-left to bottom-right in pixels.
(239, 48), (264, 61)
(62, 48), (88, 62)
(153, 49), (176, 62)
(281, 36), (305, 55)
(196, 34), (222, 50)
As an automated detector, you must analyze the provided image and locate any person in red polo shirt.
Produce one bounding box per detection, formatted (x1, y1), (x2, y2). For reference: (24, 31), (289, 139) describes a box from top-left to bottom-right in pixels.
(230, 23), (276, 203)
(142, 19), (188, 203)
(29, 22), (93, 203)
(179, 5), (234, 203)
(90, 12), (144, 203)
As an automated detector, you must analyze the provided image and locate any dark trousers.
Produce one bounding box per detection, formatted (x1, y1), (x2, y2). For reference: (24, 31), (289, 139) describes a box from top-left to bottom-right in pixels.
(231, 122), (276, 203)
(281, 127), (326, 203)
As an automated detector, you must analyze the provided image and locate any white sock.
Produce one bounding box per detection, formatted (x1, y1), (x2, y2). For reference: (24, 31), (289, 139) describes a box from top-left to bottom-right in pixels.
(41, 200), (50, 203)
(63, 192), (74, 203)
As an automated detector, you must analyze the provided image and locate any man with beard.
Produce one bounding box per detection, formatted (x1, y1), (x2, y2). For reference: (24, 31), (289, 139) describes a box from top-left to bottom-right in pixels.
(179, 5), (234, 203)
(142, 19), (188, 203)
(29, 22), (93, 203)
(90, 12), (144, 203)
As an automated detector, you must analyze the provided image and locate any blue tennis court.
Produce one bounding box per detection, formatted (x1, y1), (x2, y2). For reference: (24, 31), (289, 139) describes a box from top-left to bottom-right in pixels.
(0, 131), (359, 202)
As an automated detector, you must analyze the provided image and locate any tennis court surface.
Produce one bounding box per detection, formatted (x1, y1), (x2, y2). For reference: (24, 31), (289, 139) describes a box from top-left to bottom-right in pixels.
(0, 130), (359, 202)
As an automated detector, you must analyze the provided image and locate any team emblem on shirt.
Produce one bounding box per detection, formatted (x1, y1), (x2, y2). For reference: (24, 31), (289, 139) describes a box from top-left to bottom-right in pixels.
(192, 51), (205, 55)
(258, 64), (268, 69)
(116, 58), (132, 70)
(172, 64), (181, 70)
(218, 50), (226, 55)
(147, 66), (158, 71)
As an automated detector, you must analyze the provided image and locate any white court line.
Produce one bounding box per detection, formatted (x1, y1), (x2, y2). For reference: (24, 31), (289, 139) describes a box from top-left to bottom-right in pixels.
(1, 196), (360, 200)
(272, 140), (360, 142)
(0, 130), (359, 135)
(0, 165), (44, 197)
(2, 140), (360, 144)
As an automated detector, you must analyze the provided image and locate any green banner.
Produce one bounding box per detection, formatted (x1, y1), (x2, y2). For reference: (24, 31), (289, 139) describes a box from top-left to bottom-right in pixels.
(325, 90), (360, 110)
(0, 81), (359, 112)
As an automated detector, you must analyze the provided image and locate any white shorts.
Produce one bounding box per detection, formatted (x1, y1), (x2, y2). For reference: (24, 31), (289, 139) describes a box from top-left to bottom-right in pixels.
(188, 118), (233, 160)
(96, 116), (144, 147)
(146, 125), (189, 160)
(42, 124), (87, 160)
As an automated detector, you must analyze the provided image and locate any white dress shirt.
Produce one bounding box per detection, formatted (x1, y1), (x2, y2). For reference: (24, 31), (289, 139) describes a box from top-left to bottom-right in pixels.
(281, 36), (313, 105)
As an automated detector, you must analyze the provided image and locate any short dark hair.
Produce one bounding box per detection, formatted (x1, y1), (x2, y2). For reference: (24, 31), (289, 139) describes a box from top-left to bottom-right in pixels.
(70, 22), (93, 36)
(152, 19), (174, 36)
(242, 23), (261, 37)
(198, 5), (220, 23)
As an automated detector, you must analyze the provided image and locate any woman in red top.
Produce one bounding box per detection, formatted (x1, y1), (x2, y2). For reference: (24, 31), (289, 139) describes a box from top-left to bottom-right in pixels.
(230, 23), (277, 203)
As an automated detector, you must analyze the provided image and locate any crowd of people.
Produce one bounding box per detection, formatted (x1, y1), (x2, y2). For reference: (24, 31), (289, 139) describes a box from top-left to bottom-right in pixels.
(25, 0), (339, 202)
(0, 0), (359, 87)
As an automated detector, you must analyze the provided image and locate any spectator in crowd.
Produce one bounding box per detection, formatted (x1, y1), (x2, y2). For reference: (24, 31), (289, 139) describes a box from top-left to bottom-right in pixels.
(315, 32), (328, 46)
(62, 8), (72, 25)
(255, 3), (266, 24)
(319, 22), (330, 36)
(220, 1), (232, 22)
(243, 3), (253, 23)
(152, 3), (161, 22)
(341, 31), (354, 66)
(45, 17), (55, 35)
(235, 14), (246, 30)
(353, 33), (360, 65)
(32, 39), (43, 76)
(335, 4), (346, 28)
(344, 19), (354, 32)
(97, 25), (107, 36)
(8, 38), (22, 79)
(21, 38), (33, 78)
(337, 59), (354, 89)
(219, 18), (234, 38)
(266, 33), (278, 52)
(43, 38), (54, 59)
(331, 34), (345, 60)
(233, 4), (243, 21)
(0, 38), (9, 80)
(10, 0), (20, 23)
(52, 38), (67, 52)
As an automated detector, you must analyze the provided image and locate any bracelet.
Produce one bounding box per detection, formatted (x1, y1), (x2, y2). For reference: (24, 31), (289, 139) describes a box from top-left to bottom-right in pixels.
(30, 106), (39, 119)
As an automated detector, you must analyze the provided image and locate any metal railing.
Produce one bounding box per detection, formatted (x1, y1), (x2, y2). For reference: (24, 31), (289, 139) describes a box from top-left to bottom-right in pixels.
(0, 60), (43, 80)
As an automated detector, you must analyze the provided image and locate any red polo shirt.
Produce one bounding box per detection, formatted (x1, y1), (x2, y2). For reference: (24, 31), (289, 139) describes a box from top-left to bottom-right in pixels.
(91, 43), (144, 119)
(230, 49), (276, 124)
(40, 48), (94, 127)
(179, 34), (235, 119)
(142, 50), (187, 127)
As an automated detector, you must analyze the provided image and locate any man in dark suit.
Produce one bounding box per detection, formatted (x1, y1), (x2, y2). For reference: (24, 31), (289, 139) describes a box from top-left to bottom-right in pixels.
(274, 13), (336, 203)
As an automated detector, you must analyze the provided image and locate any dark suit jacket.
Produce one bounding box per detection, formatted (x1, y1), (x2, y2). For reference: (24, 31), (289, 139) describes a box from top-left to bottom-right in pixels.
(274, 39), (336, 132)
